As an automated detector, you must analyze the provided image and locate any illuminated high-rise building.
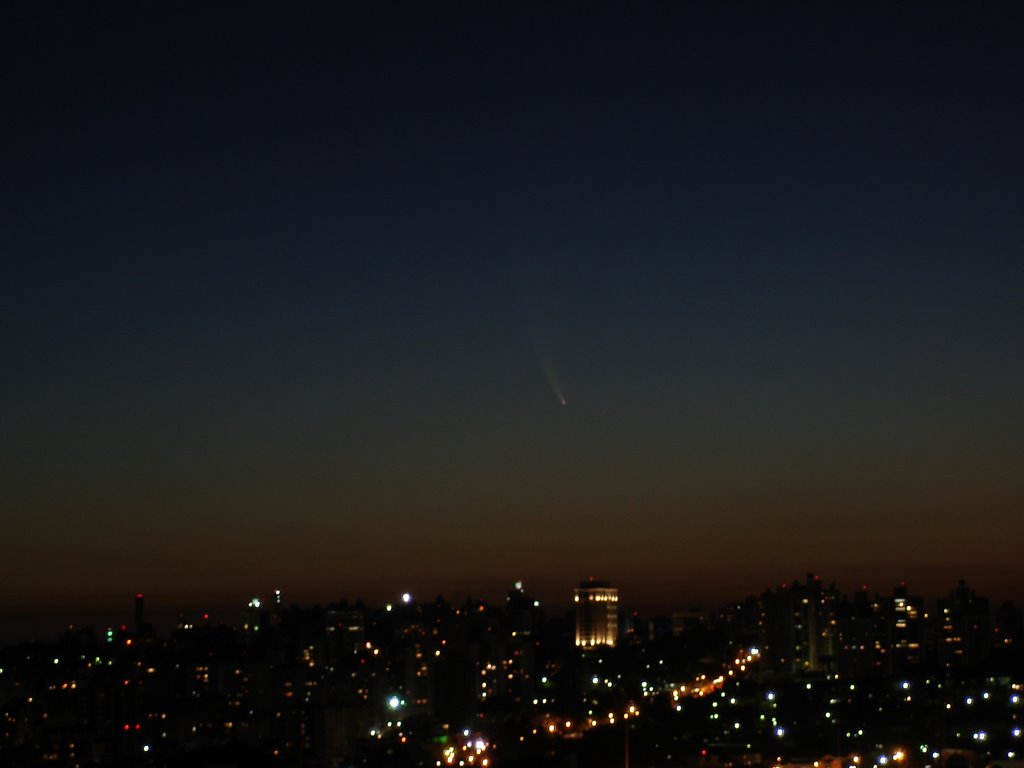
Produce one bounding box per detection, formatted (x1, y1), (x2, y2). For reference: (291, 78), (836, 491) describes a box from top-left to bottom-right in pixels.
(504, 581), (544, 707)
(574, 579), (618, 648)
(887, 583), (924, 674)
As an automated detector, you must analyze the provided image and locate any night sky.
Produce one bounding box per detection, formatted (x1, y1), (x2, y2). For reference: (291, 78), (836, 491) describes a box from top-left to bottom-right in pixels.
(2, 3), (1023, 633)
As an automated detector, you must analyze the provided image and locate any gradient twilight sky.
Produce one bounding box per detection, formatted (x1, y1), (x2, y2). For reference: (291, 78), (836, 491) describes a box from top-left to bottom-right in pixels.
(2, 3), (1022, 629)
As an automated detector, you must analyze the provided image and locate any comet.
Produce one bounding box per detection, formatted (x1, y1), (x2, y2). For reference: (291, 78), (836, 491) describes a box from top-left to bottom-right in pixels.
(518, 269), (569, 406)
(533, 327), (567, 406)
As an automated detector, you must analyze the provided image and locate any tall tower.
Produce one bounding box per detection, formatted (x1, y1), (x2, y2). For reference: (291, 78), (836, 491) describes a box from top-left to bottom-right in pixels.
(574, 579), (619, 648)
(937, 579), (991, 669)
(888, 583), (924, 674)
(135, 593), (144, 634)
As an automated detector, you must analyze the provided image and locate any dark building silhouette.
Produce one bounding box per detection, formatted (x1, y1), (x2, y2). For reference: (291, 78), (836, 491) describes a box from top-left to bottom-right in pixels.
(835, 587), (886, 678)
(135, 593), (145, 635)
(758, 575), (838, 674)
(937, 579), (991, 669)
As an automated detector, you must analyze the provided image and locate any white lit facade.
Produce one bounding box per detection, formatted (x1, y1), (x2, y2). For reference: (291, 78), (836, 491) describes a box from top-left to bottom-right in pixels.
(574, 580), (619, 647)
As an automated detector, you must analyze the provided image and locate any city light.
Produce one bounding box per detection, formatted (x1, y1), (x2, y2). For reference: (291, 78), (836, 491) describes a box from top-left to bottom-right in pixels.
(1, 574), (1020, 766)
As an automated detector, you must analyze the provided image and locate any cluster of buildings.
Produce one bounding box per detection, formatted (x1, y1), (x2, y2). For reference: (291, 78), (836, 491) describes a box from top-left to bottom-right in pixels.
(575, 576), (1020, 678)
(0, 578), (1021, 768)
(719, 577), (1018, 678)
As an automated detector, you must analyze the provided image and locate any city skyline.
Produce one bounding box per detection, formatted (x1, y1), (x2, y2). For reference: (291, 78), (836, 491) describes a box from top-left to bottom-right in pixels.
(3, 4), (1023, 626)
(3, 566), (1021, 768)
(2, 571), (1016, 650)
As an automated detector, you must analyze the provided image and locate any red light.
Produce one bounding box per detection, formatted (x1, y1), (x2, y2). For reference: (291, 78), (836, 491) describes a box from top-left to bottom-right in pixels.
(702, 749), (708, 756)
(136, 593), (144, 599)
(124, 724), (130, 731)
(135, 724), (141, 730)
(203, 613), (209, 620)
